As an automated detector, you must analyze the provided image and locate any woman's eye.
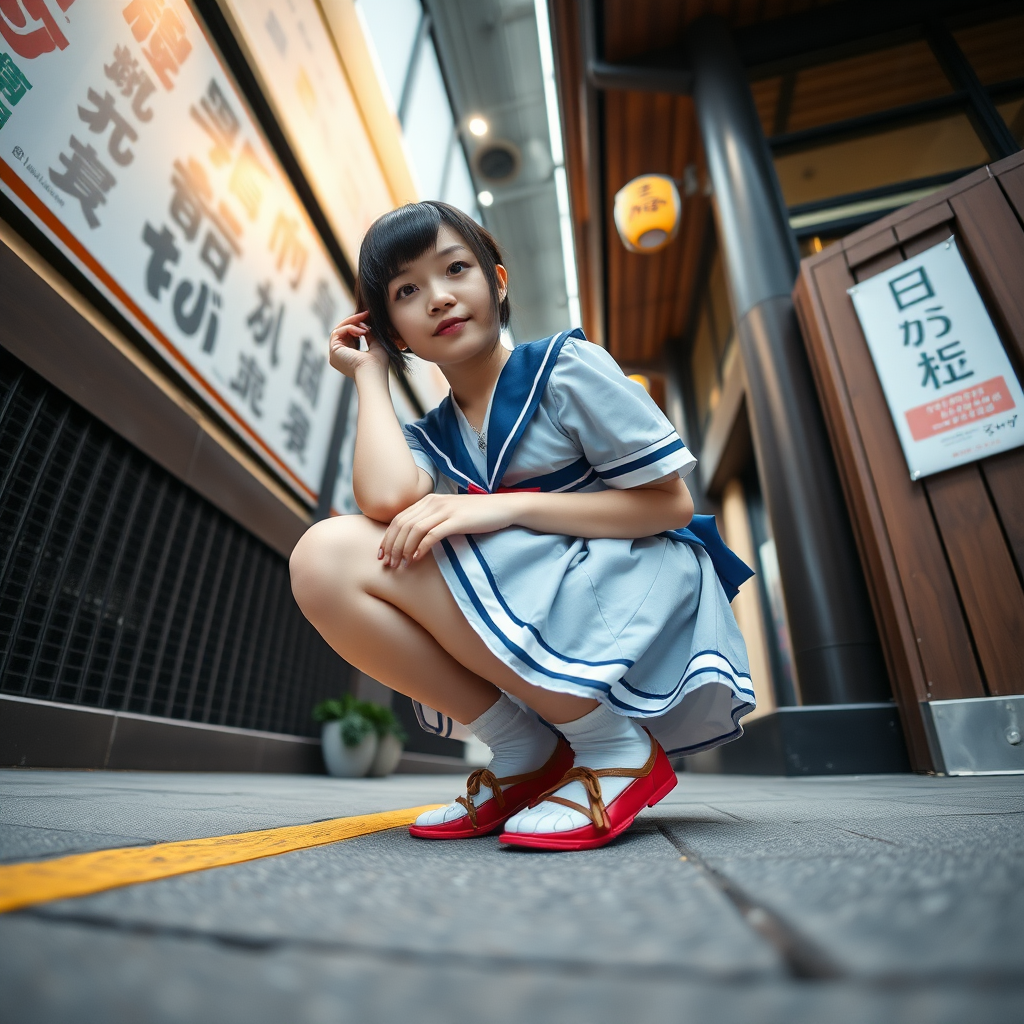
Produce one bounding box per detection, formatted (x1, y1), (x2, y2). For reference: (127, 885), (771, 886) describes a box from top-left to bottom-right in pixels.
(448, 260), (470, 275)
(395, 283), (416, 299)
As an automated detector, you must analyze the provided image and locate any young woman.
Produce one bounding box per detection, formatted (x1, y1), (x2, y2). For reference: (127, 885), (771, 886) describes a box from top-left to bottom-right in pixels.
(290, 201), (754, 851)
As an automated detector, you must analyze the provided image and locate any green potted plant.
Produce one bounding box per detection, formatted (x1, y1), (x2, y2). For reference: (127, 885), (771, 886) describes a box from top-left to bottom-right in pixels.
(312, 696), (407, 777)
(361, 702), (407, 777)
(313, 696), (376, 777)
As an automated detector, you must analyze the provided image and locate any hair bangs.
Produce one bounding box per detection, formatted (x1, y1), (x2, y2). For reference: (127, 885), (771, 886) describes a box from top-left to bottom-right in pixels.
(362, 203), (442, 298)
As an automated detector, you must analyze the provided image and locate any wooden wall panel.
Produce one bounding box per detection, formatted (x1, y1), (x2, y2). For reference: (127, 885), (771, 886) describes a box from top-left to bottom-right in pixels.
(816, 252), (984, 705)
(996, 160), (1024, 223)
(925, 467), (1024, 696)
(794, 268), (933, 768)
(794, 158), (1024, 770)
(951, 178), (1024, 370)
(897, 217), (1024, 696)
(982, 448), (1024, 579)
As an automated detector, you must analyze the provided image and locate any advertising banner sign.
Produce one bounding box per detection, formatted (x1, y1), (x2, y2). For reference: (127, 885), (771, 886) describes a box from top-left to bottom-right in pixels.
(0, 0), (351, 505)
(848, 237), (1024, 479)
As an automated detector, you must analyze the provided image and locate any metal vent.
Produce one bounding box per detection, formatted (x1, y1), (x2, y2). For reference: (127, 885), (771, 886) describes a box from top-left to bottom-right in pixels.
(0, 346), (348, 737)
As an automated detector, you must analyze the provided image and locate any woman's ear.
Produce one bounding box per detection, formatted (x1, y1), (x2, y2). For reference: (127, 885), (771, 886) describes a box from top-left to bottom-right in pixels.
(495, 264), (508, 302)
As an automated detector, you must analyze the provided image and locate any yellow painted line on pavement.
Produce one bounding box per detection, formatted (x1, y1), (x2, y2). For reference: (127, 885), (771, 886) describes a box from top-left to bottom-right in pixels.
(0, 804), (444, 914)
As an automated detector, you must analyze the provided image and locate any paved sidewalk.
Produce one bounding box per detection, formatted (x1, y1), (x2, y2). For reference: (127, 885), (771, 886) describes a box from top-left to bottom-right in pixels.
(2, 769), (1022, 1023)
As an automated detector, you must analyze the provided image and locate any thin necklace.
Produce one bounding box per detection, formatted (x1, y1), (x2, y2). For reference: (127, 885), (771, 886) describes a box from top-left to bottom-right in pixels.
(467, 418), (487, 452)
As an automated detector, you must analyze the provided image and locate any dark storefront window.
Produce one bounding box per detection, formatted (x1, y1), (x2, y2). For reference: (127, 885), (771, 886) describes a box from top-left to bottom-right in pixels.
(688, 246), (735, 444)
(752, 41), (954, 138)
(953, 15), (1024, 85)
(752, 12), (1024, 243)
(774, 113), (988, 207)
(997, 98), (1024, 145)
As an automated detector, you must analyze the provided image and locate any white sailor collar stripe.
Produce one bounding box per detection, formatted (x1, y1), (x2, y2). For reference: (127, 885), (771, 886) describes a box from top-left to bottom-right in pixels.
(406, 422), (478, 491)
(413, 330), (577, 493)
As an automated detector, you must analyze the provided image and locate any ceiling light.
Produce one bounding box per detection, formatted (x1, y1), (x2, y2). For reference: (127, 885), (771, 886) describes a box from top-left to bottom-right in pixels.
(468, 116), (489, 137)
(477, 190), (494, 207)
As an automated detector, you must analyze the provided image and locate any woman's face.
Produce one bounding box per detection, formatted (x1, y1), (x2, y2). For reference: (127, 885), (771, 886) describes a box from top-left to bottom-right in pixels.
(386, 225), (507, 368)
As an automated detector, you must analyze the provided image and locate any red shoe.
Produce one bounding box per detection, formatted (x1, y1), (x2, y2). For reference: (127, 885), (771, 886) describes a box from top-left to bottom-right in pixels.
(409, 738), (575, 839)
(499, 732), (677, 851)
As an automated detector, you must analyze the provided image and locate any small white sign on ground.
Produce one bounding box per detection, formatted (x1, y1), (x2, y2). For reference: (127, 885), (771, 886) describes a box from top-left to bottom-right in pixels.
(848, 236), (1024, 479)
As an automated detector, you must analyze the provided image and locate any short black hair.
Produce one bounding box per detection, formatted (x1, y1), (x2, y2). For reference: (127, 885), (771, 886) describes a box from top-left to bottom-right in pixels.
(355, 200), (511, 370)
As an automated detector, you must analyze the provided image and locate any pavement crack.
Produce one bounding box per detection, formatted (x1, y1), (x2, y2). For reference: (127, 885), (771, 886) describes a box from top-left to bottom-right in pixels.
(837, 828), (899, 846)
(18, 907), (776, 985)
(657, 823), (845, 982)
(704, 804), (745, 821)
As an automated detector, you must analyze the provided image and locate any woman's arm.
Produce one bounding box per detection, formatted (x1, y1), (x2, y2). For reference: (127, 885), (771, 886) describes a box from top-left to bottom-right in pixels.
(380, 475), (693, 567)
(329, 313), (433, 521)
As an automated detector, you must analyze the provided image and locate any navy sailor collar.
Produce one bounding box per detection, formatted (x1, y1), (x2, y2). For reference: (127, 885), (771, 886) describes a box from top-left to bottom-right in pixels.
(407, 329), (581, 492)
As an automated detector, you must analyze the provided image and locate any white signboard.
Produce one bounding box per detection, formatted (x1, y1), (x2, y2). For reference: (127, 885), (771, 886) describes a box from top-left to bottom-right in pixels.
(849, 237), (1024, 479)
(0, 0), (351, 505)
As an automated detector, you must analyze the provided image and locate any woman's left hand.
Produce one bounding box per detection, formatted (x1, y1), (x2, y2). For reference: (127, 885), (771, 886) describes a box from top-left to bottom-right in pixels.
(379, 493), (517, 568)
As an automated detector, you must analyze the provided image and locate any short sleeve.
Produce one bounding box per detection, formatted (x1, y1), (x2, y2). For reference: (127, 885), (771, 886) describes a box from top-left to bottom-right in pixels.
(550, 340), (696, 488)
(403, 424), (439, 487)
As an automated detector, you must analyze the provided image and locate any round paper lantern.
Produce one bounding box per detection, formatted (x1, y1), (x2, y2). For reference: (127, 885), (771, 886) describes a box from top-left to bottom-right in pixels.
(613, 174), (681, 254)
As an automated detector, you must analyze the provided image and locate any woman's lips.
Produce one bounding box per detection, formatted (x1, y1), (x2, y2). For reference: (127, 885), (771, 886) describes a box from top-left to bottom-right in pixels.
(434, 317), (468, 336)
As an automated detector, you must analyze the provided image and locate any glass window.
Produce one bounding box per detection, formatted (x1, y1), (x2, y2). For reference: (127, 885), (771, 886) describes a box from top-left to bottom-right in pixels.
(798, 235), (841, 258)
(355, 0), (423, 110)
(750, 77), (782, 137)
(706, 250), (733, 360)
(954, 15), (1024, 87)
(720, 332), (738, 384)
(442, 143), (479, 218)
(402, 39), (455, 198)
(998, 97), (1024, 146)
(785, 42), (953, 134)
(691, 304), (719, 431)
(752, 42), (952, 137)
(775, 113), (989, 206)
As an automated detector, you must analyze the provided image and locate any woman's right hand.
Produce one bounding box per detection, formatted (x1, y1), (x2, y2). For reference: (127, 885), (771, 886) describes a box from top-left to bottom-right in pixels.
(328, 311), (391, 380)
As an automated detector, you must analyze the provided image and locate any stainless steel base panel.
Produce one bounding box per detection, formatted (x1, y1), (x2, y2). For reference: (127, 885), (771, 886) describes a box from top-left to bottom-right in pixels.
(921, 695), (1024, 775)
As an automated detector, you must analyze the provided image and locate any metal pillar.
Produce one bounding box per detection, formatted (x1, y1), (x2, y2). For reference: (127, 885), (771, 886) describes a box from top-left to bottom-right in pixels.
(685, 15), (888, 705)
(314, 376), (355, 523)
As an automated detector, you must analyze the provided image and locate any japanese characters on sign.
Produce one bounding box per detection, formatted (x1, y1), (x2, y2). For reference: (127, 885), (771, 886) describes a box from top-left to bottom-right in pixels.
(849, 237), (1024, 479)
(0, 0), (351, 505)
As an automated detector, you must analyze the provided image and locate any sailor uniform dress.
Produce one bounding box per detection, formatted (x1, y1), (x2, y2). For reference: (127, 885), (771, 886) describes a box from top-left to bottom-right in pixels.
(404, 330), (756, 757)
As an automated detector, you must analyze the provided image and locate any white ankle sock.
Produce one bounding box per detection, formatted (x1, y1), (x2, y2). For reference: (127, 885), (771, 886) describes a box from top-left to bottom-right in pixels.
(414, 694), (558, 826)
(504, 704), (651, 835)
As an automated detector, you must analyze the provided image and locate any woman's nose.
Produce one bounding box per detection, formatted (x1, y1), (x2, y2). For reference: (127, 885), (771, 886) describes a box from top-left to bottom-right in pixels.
(429, 290), (456, 312)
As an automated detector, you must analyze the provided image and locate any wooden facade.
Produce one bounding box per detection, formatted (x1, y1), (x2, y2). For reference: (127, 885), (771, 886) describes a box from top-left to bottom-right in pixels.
(794, 152), (1024, 771)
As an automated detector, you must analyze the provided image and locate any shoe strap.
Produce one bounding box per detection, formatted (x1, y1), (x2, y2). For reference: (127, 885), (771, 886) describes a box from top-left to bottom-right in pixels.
(531, 732), (658, 832)
(455, 740), (566, 829)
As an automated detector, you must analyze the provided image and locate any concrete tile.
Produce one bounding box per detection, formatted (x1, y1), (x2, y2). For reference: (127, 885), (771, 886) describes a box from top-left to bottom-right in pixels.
(31, 821), (783, 976)
(4, 767), (1023, 1022)
(3, 915), (1019, 1024)
(658, 793), (1024, 979)
(0, 770), (456, 844)
(0, 823), (151, 864)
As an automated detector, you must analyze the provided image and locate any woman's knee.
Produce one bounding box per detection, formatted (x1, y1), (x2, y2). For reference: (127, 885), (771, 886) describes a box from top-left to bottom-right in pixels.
(289, 515), (380, 617)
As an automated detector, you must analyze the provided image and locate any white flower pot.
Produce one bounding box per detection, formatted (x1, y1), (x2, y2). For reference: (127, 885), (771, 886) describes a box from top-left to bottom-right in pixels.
(320, 722), (377, 777)
(367, 733), (403, 777)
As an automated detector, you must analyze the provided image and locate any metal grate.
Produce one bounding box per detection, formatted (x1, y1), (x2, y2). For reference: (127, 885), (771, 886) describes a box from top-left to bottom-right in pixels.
(0, 346), (348, 737)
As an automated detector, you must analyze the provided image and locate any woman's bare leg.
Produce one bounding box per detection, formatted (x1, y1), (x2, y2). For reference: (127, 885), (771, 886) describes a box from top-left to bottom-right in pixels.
(289, 515), (598, 725)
